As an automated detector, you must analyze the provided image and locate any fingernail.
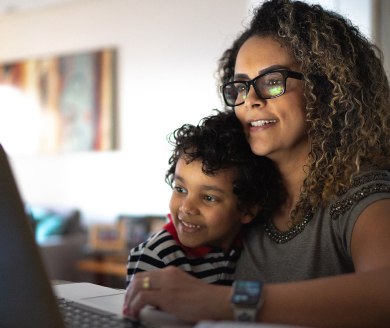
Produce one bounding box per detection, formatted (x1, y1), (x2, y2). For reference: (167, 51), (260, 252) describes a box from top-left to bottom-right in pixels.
(122, 306), (133, 317)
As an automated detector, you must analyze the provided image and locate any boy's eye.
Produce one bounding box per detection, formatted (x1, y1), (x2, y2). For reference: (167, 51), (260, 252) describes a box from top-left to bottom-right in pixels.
(174, 186), (187, 194)
(204, 195), (217, 202)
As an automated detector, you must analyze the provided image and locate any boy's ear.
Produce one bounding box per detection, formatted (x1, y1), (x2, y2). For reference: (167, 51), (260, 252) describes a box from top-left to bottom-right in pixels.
(241, 205), (261, 224)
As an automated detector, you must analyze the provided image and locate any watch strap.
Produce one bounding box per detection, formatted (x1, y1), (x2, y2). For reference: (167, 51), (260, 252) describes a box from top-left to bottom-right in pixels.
(233, 307), (258, 322)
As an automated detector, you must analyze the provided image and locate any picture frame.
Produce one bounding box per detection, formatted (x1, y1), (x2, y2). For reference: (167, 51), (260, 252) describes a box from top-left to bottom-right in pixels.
(0, 48), (117, 154)
(88, 221), (126, 252)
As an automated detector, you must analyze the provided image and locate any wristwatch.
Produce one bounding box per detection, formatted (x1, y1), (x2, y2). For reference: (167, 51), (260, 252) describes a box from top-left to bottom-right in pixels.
(230, 280), (264, 322)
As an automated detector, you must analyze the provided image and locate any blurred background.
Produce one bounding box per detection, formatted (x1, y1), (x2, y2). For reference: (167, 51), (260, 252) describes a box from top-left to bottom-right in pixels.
(0, 0), (386, 286)
(0, 0), (381, 226)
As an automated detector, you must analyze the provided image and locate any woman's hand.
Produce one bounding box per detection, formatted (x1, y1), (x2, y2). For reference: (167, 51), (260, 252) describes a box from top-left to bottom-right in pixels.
(123, 266), (233, 323)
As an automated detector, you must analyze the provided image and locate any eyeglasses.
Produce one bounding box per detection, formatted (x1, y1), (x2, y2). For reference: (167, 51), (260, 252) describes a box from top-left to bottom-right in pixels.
(219, 70), (304, 107)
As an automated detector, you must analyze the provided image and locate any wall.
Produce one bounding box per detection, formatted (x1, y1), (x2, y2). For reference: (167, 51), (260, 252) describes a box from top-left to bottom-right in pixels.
(371, 0), (390, 77)
(0, 0), (250, 225)
(305, 0), (372, 39)
(0, 0), (373, 226)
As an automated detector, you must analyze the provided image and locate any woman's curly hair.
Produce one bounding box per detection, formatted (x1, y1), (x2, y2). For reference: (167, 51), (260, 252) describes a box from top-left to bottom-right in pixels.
(217, 0), (390, 224)
(165, 110), (283, 216)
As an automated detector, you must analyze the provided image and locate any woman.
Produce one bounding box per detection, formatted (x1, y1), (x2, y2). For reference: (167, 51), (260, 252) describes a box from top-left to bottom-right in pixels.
(123, 1), (390, 326)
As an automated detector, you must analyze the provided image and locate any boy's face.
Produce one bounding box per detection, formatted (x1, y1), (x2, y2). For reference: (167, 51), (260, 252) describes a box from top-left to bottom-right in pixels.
(169, 157), (255, 254)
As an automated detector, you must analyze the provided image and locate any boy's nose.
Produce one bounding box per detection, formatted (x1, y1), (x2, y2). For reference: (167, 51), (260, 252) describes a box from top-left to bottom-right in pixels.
(180, 196), (199, 215)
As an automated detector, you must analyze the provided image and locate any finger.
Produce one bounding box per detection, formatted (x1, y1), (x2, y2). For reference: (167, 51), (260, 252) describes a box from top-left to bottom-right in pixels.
(129, 289), (163, 318)
(123, 288), (137, 316)
(124, 267), (182, 316)
(124, 271), (160, 314)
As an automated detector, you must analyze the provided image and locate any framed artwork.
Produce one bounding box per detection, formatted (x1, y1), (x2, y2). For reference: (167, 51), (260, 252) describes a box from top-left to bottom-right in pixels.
(0, 48), (117, 154)
(88, 221), (127, 252)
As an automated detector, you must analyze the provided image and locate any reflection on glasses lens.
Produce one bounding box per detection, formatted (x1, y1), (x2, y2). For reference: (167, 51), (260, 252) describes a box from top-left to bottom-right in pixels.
(224, 83), (248, 106)
(223, 71), (286, 106)
(257, 72), (284, 98)
(269, 86), (283, 96)
(224, 84), (239, 106)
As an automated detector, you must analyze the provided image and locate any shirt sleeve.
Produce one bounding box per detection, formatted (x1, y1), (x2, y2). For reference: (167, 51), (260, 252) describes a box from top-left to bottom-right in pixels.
(126, 239), (167, 287)
(331, 170), (390, 259)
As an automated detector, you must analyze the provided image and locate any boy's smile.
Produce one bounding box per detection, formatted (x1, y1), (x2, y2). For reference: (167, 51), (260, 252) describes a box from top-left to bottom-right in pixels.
(179, 218), (203, 230)
(169, 157), (255, 254)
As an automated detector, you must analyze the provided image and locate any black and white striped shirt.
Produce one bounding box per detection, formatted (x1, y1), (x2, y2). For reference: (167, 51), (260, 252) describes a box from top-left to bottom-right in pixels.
(126, 222), (241, 287)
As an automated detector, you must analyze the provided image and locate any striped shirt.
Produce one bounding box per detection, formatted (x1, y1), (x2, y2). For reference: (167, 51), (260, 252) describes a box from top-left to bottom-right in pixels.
(126, 222), (241, 287)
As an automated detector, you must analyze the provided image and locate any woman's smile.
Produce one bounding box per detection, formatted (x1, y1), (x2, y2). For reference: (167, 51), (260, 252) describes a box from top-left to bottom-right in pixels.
(249, 119), (279, 133)
(250, 119), (280, 127)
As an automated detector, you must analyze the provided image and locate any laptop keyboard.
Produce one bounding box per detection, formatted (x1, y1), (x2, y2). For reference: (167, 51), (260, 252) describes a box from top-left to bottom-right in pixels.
(56, 297), (145, 328)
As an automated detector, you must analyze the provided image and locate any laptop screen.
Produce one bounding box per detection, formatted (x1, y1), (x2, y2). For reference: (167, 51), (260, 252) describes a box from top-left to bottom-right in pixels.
(0, 144), (65, 327)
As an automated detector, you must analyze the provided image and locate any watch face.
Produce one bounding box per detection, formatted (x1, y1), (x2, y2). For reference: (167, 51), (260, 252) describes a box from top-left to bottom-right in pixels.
(232, 281), (262, 306)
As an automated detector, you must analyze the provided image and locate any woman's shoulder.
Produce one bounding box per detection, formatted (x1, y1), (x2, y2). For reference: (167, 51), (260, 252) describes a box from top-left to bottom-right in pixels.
(329, 168), (390, 220)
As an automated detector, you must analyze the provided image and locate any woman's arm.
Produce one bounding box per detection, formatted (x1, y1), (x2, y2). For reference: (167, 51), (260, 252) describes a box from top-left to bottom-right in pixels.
(124, 199), (390, 327)
(260, 268), (390, 327)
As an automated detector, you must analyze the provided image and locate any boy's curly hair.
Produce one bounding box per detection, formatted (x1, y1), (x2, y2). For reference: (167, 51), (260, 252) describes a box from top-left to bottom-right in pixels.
(165, 110), (282, 216)
(217, 0), (390, 224)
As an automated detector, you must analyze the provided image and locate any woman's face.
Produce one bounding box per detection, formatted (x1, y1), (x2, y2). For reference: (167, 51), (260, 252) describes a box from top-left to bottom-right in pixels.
(234, 36), (310, 164)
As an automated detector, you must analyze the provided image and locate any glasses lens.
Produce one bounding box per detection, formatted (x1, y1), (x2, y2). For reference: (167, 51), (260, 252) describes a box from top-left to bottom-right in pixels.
(224, 83), (247, 106)
(255, 72), (285, 98)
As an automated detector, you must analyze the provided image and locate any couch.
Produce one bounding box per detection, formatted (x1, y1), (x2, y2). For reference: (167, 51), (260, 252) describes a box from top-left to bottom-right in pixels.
(26, 205), (88, 282)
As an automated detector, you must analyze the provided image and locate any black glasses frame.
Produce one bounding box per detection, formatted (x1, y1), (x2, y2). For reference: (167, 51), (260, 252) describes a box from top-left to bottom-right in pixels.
(220, 69), (304, 107)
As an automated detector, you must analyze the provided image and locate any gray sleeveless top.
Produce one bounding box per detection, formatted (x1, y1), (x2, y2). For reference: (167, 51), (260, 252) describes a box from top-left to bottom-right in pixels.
(235, 169), (390, 283)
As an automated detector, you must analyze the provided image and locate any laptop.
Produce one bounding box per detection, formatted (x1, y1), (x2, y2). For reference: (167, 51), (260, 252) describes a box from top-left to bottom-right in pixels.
(0, 143), (192, 328)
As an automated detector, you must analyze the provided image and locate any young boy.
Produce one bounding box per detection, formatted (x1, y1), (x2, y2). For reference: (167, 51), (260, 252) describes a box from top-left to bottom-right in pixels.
(126, 110), (280, 286)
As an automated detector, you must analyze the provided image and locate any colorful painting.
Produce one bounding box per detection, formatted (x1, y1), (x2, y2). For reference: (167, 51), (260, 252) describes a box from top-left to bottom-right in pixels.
(0, 49), (117, 154)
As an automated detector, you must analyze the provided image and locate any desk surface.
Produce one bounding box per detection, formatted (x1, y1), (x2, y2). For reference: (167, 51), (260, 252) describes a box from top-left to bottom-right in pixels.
(51, 279), (74, 285)
(76, 258), (127, 276)
(76, 251), (128, 277)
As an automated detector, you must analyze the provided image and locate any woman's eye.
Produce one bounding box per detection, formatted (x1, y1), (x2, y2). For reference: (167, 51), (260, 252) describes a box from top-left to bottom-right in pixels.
(236, 84), (247, 93)
(267, 79), (283, 85)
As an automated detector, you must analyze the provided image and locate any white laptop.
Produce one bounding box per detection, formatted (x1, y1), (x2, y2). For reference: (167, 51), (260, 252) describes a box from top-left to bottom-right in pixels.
(0, 143), (191, 328)
(54, 282), (192, 327)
